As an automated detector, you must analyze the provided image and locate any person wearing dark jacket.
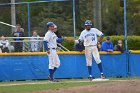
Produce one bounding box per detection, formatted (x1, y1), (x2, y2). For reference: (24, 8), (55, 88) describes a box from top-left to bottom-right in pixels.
(114, 40), (124, 53)
(13, 24), (24, 52)
(101, 37), (114, 52)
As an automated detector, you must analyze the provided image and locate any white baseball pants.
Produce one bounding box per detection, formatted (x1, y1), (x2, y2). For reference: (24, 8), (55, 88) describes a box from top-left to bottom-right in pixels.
(85, 45), (101, 66)
(48, 49), (60, 69)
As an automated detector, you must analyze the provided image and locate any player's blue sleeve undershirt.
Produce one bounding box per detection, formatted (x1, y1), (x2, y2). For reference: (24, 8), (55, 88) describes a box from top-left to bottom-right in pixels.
(43, 41), (49, 51)
(56, 38), (64, 43)
(100, 34), (104, 37)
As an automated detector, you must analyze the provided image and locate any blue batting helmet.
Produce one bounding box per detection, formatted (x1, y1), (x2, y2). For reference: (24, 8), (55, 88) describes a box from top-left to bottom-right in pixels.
(47, 22), (54, 27)
(84, 20), (92, 26)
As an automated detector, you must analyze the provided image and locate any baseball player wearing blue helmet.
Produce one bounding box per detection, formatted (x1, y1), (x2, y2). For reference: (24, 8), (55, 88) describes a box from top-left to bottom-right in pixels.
(44, 22), (64, 82)
(84, 20), (92, 26)
(78, 20), (105, 81)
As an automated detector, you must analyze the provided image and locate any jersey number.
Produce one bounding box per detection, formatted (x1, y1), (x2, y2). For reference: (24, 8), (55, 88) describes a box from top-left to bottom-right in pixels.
(92, 37), (95, 41)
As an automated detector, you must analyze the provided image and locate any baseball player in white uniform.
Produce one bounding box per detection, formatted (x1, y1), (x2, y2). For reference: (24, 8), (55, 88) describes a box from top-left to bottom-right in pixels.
(44, 22), (64, 82)
(78, 20), (105, 81)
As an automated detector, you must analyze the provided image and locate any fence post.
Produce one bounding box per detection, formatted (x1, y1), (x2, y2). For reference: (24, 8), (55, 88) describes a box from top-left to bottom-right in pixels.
(124, 0), (128, 51)
(27, 3), (31, 37)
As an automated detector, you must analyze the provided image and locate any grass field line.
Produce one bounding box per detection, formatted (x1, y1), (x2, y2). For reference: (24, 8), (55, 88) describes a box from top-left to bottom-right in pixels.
(0, 82), (49, 87)
(0, 79), (131, 87)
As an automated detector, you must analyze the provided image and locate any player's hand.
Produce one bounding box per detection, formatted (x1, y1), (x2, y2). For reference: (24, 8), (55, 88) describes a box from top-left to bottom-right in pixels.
(97, 42), (101, 45)
(74, 40), (79, 44)
(47, 50), (50, 54)
(97, 42), (101, 48)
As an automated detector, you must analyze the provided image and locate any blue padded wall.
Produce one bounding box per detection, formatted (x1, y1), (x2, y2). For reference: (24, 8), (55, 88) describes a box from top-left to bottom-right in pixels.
(0, 53), (129, 81)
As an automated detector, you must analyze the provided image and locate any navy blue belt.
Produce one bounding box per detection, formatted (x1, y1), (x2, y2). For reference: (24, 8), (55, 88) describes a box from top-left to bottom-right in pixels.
(49, 48), (56, 50)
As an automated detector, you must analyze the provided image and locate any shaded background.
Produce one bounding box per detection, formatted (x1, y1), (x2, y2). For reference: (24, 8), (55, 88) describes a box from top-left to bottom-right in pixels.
(0, 0), (139, 37)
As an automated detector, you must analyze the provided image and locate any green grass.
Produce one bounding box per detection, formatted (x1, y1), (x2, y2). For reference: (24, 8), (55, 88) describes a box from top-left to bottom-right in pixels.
(0, 80), (101, 93)
(0, 78), (140, 93)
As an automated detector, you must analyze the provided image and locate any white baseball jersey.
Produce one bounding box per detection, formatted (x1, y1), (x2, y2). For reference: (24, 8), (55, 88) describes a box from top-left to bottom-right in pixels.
(79, 28), (103, 46)
(44, 30), (58, 48)
(79, 28), (103, 66)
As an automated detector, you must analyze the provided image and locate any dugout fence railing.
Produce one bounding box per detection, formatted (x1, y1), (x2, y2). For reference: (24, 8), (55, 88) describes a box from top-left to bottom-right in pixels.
(0, 37), (69, 52)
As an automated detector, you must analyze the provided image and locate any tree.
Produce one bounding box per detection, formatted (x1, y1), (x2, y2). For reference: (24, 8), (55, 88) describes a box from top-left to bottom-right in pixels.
(0, 0), (140, 37)
(0, 0), (11, 36)
(127, 0), (140, 35)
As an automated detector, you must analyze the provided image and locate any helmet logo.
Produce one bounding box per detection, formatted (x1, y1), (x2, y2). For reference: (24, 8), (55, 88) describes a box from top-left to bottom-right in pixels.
(85, 20), (92, 26)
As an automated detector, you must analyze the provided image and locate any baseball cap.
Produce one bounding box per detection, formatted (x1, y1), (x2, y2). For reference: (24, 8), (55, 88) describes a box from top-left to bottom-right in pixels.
(47, 22), (54, 27)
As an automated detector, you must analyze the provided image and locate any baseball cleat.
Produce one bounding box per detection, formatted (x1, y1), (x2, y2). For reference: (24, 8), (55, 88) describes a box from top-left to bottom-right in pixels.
(88, 76), (95, 81)
(48, 75), (54, 81)
(101, 74), (105, 79)
(48, 75), (59, 82)
(52, 79), (59, 82)
(89, 77), (92, 81)
(48, 75), (51, 80)
(48, 79), (59, 82)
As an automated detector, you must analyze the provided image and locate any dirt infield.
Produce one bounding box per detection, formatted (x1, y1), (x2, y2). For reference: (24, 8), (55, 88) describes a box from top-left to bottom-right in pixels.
(31, 80), (140, 93)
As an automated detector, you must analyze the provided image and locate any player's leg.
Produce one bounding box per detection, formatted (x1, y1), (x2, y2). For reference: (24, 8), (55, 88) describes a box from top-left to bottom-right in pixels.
(52, 51), (60, 82)
(53, 50), (60, 74)
(48, 49), (55, 81)
(85, 47), (93, 80)
(92, 46), (105, 79)
(53, 67), (57, 74)
(48, 49), (60, 82)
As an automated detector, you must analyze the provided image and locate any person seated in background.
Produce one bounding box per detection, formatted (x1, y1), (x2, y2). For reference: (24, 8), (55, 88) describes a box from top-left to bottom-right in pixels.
(13, 24), (24, 52)
(30, 31), (41, 52)
(0, 35), (9, 53)
(100, 37), (114, 52)
(114, 40), (124, 53)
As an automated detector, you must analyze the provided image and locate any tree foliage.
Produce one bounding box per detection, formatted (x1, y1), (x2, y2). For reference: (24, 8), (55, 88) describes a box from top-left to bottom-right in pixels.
(0, 0), (139, 36)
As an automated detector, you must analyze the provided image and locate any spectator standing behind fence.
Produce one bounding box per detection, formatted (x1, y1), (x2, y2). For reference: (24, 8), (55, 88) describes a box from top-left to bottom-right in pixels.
(13, 24), (24, 52)
(101, 37), (114, 52)
(54, 24), (62, 38)
(114, 40), (124, 53)
(0, 35), (9, 53)
(30, 31), (41, 52)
